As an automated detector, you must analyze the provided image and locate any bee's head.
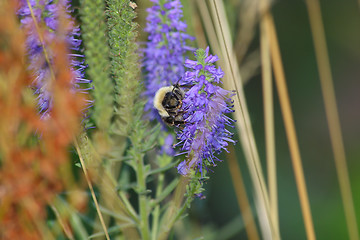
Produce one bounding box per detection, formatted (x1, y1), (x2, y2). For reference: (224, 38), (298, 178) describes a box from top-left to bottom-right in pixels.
(172, 84), (185, 99)
(162, 90), (182, 110)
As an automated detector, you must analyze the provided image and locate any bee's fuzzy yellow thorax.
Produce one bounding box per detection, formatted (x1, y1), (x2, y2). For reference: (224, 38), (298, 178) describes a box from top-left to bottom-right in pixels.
(154, 86), (173, 117)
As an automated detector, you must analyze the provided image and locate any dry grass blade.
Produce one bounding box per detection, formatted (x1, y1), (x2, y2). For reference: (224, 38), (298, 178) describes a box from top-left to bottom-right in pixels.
(196, 0), (222, 57)
(195, 2), (260, 238)
(234, 0), (259, 64)
(50, 205), (75, 240)
(74, 139), (110, 240)
(263, 11), (316, 240)
(208, 0), (280, 239)
(259, 0), (278, 232)
(239, 49), (260, 85)
(305, 1), (359, 239)
(227, 145), (260, 240)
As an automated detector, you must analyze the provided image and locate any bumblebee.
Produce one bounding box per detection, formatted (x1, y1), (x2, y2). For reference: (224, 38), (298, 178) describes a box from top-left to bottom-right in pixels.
(153, 84), (186, 126)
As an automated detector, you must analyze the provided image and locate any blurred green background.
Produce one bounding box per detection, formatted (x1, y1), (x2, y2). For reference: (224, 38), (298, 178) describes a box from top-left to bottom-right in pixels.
(178, 0), (360, 239)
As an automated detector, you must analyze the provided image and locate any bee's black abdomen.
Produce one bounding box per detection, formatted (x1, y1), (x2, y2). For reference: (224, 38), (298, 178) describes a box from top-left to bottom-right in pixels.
(162, 114), (185, 127)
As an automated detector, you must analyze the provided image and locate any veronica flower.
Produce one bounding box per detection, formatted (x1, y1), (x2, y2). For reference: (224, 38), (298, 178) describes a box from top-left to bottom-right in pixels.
(176, 47), (235, 176)
(18, 0), (91, 117)
(143, 0), (193, 121)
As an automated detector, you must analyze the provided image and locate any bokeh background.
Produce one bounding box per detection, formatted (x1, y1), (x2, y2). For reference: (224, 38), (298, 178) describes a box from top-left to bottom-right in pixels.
(162, 0), (360, 239)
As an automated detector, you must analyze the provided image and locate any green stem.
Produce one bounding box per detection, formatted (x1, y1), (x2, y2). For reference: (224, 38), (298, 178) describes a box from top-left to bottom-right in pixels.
(158, 176), (189, 240)
(136, 153), (150, 240)
(151, 173), (165, 240)
(118, 191), (139, 224)
(151, 178), (179, 208)
(166, 201), (188, 231)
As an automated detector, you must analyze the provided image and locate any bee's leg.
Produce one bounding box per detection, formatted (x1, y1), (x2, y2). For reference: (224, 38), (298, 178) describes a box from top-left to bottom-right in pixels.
(174, 120), (185, 125)
(163, 116), (175, 126)
(176, 123), (185, 130)
(177, 110), (188, 115)
(174, 114), (186, 129)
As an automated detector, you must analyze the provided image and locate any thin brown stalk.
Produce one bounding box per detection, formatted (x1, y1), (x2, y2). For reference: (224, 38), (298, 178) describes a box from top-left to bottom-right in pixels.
(259, 1), (278, 232)
(227, 145), (260, 240)
(74, 139), (110, 240)
(305, 1), (359, 239)
(93, 142), (127, 239)
(239, 49), (261, 85)
(76, 134), (140, 239)
(196, 0), (229, 88)
(50, 205), (75, 240)
(195, 3), (259, 238)
(208, 0), (279, 239)
(196, 0), (222, 58)
(197, 0), (259, 85)
(234, 0), (259, 64)
(264, 12), (316, 240)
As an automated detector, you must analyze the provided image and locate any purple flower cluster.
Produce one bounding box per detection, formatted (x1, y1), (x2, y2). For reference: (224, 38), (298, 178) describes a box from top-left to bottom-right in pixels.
(18, 0), (91, 117)
(143, 0), (193, 121)
(176, 47), (235, 176)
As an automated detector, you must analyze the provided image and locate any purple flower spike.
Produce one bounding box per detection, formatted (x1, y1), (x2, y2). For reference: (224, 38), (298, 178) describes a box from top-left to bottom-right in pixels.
(143, 0), (193, 121)
(18, 0), (91, 117)
(176, 47), (235, 176)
